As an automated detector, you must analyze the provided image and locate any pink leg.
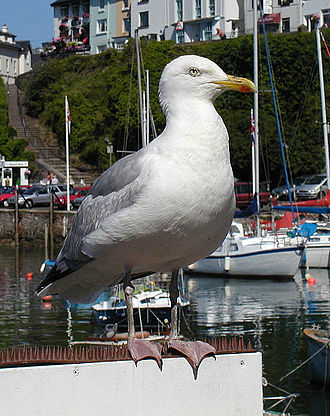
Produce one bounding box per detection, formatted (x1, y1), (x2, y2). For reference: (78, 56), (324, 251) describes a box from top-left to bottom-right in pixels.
(167, 270), (216, 379)
(124, 274), (162, 369)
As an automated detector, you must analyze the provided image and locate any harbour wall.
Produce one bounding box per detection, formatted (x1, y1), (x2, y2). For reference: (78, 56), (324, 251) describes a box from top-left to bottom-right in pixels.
(0, 208), (75, 248)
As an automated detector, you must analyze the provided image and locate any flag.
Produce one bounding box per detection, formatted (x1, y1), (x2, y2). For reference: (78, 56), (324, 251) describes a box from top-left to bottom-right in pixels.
(250, 109), (255, 146)
(65, 96), (71, 135)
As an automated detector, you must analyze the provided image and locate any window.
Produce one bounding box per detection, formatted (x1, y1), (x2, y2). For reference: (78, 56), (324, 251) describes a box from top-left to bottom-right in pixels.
(61, 7), (69, 17)
(97, 19), (107, 33)
(13, 61), (17, 74)
(99, 0), (105, 9)
(83, 2), (89, 13)
(72, 4), (79, 15)
(139, 11), (149, 27)
(123, 0), (129, 9)
(123, 17), (130, 33)
(278, 0), (293, 6)
(209, 0), (215, 16)
(6, 59), (9, 73)
(195, 0), (201, 18)
(176, 0), (183, 21)
(229, 244), (239, 251)
(176, 29), (184, 43)
(97, 44), (107, 53)
(203, 21), (212, 40)
(323, 9), (330, 27)
(282, 18), (290, 32)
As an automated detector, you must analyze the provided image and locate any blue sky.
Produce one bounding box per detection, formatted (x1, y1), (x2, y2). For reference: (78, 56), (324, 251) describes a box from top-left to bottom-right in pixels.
(0, 0), (53, 48)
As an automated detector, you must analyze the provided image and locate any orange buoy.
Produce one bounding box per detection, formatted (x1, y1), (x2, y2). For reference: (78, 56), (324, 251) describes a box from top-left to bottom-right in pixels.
(26, 272), (33, 281)
(42, 295), (53, 302)
(42, 301), (52, 310)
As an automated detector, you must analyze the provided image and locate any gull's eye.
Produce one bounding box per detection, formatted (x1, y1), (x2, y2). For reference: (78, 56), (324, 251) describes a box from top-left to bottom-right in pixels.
(188, 67), (200, 77)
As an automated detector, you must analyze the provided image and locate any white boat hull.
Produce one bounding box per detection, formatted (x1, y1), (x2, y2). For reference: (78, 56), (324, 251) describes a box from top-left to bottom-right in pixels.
(186, 223), (303, 278)
(304, 242), (330, 268)
(187, 246), (302, 278)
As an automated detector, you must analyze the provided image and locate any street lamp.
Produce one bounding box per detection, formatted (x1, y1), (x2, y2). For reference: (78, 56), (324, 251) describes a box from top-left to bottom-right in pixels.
(104, 137), (113, 167)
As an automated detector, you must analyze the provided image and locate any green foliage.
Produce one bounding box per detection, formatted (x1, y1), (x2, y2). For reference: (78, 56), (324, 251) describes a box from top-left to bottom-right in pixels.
(22, 30), (329, 185)
(0, 79), (35, 164)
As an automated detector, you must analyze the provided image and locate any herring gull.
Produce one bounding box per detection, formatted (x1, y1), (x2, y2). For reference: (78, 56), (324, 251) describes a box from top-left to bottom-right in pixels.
(37, 55), (254, 375)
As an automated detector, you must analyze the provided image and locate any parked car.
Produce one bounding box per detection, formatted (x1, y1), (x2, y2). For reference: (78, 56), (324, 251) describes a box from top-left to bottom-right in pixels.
(234, 181), (270, 208)
(1, 186), (31, 207)
(272, 175), (309, 201)
(0, 187), (15, 206)
(72, 189), (90, 210)
(295, 174), (328, 200)
(55, 187), (90, 210)
(6, 185), (75, 208)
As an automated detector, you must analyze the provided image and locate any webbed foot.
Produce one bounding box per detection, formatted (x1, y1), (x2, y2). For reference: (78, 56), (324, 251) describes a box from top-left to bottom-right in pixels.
(168, 339), (216, 379)
(128, 338), (163, 370)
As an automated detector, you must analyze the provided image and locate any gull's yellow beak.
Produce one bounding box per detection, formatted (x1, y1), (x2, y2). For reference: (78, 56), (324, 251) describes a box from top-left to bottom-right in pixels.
(212, 75), (255, 93)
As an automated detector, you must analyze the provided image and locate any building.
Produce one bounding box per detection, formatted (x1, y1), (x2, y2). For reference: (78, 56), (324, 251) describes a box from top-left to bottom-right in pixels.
(89, 0), (130, 53)
(51, 0), (130, 54)
(302, 0), (330, 31)
(130, 0), (241, 43)
(50, 0), (330, 55)
(244, 0), (330, 35)
(0, 24), (32, 85)
(50, 0), (90, 52)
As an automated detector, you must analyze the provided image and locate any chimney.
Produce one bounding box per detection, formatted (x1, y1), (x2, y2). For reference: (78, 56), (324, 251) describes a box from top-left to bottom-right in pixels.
(2, 24), (8, 33)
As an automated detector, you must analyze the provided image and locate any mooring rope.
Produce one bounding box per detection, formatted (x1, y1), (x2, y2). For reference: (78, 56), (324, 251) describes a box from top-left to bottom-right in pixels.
(279, 340), (330, 382)
(66, 301), (73, 345)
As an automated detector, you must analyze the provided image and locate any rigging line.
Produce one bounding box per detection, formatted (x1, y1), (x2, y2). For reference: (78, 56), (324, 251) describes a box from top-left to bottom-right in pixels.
(320, 31), (330, 59)
(288, 60), (318, 150)
(259, 4), (295, 224)
(259, 26), (294, 188)
(123, 47), (135, 155)
(258, 40), (275, 185)
(137, 38), (158, 140)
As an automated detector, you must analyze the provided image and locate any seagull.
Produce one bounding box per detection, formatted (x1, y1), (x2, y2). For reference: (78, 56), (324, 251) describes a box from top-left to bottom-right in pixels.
(37, 55), (254, 375)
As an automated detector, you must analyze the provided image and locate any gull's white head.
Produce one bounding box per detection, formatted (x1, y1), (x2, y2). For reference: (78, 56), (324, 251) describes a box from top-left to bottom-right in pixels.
(159, 55), (254, 115)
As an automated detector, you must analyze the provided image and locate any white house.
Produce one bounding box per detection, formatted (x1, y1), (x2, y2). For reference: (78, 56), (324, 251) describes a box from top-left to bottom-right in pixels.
(130, 0), (241, 44)
(0, 25), (32, 85)
(302, 0), (330, 31)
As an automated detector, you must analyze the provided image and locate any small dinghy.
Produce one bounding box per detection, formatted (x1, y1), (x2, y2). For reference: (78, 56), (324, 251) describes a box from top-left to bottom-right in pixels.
(304, 327), (330, 387)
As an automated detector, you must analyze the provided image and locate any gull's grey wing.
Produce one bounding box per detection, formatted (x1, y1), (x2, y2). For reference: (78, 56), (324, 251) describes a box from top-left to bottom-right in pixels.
(89, 150), (146, 196)
(36, 149), (150, 292)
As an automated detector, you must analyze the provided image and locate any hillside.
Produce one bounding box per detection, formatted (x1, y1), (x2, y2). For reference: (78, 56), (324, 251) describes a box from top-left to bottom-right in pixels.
(19, 30), (330, 186)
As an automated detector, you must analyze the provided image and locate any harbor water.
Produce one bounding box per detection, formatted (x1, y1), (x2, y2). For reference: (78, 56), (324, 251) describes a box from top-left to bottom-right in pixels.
(0, 245), (329, 415)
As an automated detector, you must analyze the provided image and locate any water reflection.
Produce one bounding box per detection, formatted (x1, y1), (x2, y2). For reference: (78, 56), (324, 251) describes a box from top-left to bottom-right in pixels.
(0, 246), (329, 415)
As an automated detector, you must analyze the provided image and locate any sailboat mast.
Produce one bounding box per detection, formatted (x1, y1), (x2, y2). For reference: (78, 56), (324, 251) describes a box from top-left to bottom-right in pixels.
(316, 25), (330, 187)
(146, 69), (150, 146)
(135, 29), (145, 146)
(253, 0), (260, 236)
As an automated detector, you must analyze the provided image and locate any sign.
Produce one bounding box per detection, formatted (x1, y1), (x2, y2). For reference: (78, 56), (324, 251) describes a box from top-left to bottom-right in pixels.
(4, 161), (29, 167)
(263, 0), (273, 15)
(175, 21), (184, 31)
(258, 13), (281, 24)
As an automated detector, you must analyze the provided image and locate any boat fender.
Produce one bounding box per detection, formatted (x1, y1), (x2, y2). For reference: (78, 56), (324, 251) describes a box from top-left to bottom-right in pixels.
(306, 273), (316, 285)
(224, 256), (230, 271)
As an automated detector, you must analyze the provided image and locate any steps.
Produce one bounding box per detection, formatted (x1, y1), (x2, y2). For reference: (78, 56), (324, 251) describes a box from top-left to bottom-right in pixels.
(6, 84), (99, 186)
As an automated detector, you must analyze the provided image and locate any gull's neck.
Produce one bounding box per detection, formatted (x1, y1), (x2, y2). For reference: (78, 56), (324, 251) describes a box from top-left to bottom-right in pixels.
(163, 97), (226, 141)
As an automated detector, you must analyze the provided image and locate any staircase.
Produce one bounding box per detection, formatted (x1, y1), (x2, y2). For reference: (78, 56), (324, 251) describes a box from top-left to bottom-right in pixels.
(6, 84), (99, 186)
